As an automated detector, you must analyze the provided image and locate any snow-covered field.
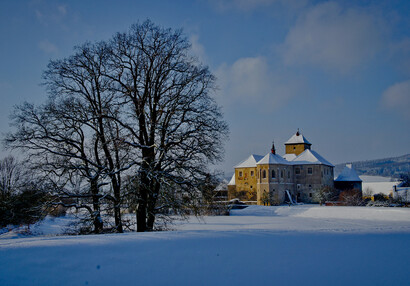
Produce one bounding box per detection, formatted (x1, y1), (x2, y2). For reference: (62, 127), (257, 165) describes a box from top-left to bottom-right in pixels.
(1, 205), (410, 286)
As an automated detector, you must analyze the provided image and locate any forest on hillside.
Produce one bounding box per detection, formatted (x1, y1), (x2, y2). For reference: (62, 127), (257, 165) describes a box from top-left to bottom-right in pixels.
(335, 154), (410, 178)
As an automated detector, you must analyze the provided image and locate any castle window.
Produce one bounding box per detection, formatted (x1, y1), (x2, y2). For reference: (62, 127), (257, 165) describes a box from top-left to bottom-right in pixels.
(308, 167), (313, 174)
(288, 171), (290, 178)
(271, 170), (275, 178)
(239, 171), (243, 177)
(250, 171), (254, 177)
(309, 193), (312, 197)
(281, 170), (284, 178)
(309, 184), (312, 188)
(250, 185), (253, 189)
(295, 168), (300, 175)
(262, 170), (266, 179)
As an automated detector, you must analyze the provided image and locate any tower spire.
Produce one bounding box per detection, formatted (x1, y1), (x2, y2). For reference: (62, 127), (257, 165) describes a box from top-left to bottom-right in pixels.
(271, 140), (276, 154)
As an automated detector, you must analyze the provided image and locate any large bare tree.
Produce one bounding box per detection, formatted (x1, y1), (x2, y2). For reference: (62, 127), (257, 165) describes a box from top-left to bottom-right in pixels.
(5, 20), (228, 233)
(108, 21), (228, 231)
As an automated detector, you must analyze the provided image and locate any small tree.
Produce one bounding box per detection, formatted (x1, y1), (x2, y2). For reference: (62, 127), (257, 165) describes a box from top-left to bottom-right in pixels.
(0, 157), (50, 228)
(314, 186), (339, 205)
(399, 172), (410, 187)
(339, 189), (363, 206)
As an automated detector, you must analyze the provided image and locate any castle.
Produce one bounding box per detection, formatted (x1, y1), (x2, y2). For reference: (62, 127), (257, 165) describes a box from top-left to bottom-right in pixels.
(227, 130), (335, 205)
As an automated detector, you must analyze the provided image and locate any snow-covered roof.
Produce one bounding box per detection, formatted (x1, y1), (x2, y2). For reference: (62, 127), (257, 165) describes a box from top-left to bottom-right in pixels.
(228, 174), (235, 186)
(335, 164), (362, 182)
(285, 132), (311, 145)
(283, 154), (297, 161)
(234, 154), (264, 168)
(257, 152), (290, 165)
(291, 149), (334, 167)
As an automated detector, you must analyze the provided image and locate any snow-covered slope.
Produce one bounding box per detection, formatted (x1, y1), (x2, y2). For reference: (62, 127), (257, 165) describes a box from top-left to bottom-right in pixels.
(1, 206), (410, 286)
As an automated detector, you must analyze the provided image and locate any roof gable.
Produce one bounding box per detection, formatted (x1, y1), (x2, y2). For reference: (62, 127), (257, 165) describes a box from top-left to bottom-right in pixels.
(257, 153), (290, 165)
(228, 174), (235, 185)
(292, 149), (334, 166)
(234, 154), (264, 168)
(285, 132), (311, 145)
(335, 164), (362, 182)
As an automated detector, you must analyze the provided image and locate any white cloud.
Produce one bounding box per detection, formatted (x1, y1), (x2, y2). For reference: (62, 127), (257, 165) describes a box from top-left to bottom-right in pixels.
(282, 2), (383, 73)
(33, 3), (68, 26)
(38, 40), (58, 54)
(215, 57), (301, 109)
(210, 0), (307, 11)
(189, 34), (206, 63)
(381, 80), (410, 119)
(58, 5), (67, 15)
(389, 37), (410, 76)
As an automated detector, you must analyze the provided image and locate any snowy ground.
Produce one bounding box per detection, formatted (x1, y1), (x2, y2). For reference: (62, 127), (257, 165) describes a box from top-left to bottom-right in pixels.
(1, 205), (410, 286)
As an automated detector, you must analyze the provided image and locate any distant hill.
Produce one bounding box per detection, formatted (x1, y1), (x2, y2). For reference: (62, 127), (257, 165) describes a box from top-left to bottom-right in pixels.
(335, 154), (410, 178)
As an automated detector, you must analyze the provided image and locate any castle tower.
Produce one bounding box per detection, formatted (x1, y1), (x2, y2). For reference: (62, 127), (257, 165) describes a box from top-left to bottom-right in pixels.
(284, 129), (311, 156)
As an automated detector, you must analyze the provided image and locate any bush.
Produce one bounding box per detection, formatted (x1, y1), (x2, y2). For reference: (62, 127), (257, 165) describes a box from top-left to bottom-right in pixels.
(0, 189), (49, 228)
(339, 189), (363, 206)
(373, 193), (388, 202)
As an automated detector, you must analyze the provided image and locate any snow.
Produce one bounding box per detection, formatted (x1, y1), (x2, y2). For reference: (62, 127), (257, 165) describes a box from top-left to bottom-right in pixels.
(282, 153), (297, 161)
(363, 181), (399, 196)
(335, 164), (361, 182)
(227, 173), (235, 185)
(1, 206), (410, 286)
(360, 175), (398, 183)
(234, 154), (264, 168)
(285, 132), (311, 145)
(257, 152), (290, 165)
(291, 149), (334, 167)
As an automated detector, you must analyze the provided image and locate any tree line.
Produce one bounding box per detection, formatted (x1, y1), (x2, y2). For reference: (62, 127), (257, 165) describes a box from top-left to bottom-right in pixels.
(2, 20), (228, 233)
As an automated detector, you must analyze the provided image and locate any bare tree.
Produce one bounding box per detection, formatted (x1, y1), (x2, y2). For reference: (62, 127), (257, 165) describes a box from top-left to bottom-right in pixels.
(5, 20), (227, 233)
(108, 20), (228, 231)
(0, 156), (22, 199)
(42, 42), (134, 232)
(314, 186), (339, 205)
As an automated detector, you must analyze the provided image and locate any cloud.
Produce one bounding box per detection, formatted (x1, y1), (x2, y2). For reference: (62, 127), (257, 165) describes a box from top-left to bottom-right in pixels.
(389, 37), (410, 76)
(215, 57), (301, 109)
(189, 34), (206, 63)
(33, 3), (68, 26)
(281, 2), (384, 73)
(381, 80), (410, 119)
(209, 0), (307, 11)
(38, 40), (58, 54)
(57, 5), (67, 15)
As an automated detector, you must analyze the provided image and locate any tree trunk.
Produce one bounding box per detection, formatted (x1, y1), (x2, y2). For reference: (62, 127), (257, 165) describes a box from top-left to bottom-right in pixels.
(146, 181), (160, 231)
(112, 183), (123, 233)
(136, 181), (148, 232)
(90, 179), (103, 233)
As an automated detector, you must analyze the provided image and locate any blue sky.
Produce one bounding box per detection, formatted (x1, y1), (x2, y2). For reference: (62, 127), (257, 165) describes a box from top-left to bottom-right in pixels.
(0, 0), (409, 174)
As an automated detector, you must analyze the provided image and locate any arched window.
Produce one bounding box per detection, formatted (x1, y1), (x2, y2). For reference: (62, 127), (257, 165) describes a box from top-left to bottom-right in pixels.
(271, 170), (276, 178)
(262, 170), (266, 179)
